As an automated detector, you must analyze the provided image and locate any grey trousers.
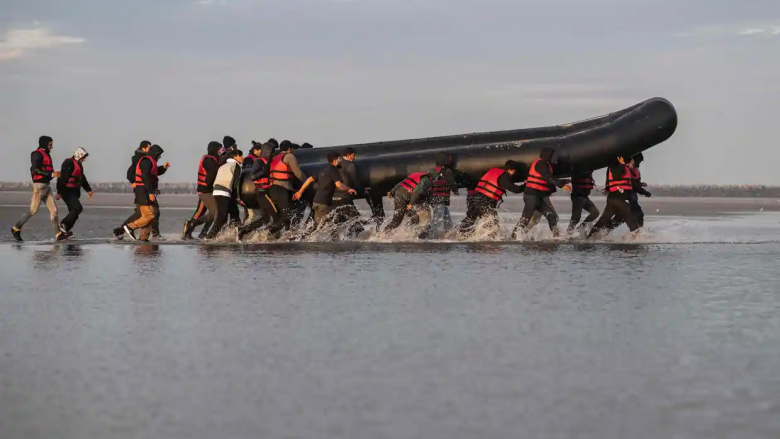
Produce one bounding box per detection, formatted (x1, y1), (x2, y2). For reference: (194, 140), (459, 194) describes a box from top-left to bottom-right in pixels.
(15, 183), (60, 234)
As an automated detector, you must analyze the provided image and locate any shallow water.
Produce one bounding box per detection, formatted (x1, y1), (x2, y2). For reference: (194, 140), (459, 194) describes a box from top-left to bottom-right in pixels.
(1, 205), (780, 439)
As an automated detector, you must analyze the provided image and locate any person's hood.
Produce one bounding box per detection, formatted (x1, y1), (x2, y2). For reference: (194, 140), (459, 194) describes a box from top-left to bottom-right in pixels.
(223, 136), (236, 148)
(260, 143), (275, 159)
(148, 144), (164, 160)
(539, 146), (555, 162)
(38, 136), (53, 152)
(73, 147), (88, 162)
(207, 141), (222, 156)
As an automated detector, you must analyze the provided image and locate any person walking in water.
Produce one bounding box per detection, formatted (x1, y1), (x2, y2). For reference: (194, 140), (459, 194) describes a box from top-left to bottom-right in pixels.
(56, 147), (93, 236)
(12, 136), (68, 242)
(457, 160), (524, 239)
(120, 144), (166, 242)
(182, 141), (221, 240)
(205, 149), (244, 239)
(587, 156), (641, 239)
(567, 170), (600, 233)
(510, 147), (571, 239)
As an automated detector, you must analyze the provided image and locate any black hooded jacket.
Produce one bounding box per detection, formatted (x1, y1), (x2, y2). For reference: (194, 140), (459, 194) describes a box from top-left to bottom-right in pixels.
(133, 145), (165, 205)
(244, 143), (274, 188)
(197, 141), (221, 193)
(127, 146), (167, 184)
(31, 138), (54, 183)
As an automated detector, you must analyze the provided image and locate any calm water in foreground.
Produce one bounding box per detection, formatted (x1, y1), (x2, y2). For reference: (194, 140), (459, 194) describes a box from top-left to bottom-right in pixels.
(1, 203), (780, 439)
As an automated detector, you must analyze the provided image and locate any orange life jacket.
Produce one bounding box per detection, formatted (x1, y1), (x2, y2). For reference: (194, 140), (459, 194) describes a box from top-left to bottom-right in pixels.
(432, 166), (451, 198)
(525, 159), (552, 192)
(132, 156), (158, 188)
(606, 165), (633, 192)
(254, 157), (271, 190)
(32, 148), (53, 182)
(474, 168), (507, 201)
(270, 153), (294, 182)
(197, 155), (218, 192)
(399, 173), (426, 193)
(65, 158), (83, 188)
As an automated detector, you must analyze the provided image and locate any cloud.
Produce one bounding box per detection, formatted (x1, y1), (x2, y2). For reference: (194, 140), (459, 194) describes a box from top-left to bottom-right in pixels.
(739, 28), (766, 36)
(673, 20), (780, 38)
(0, 26), (84, 61)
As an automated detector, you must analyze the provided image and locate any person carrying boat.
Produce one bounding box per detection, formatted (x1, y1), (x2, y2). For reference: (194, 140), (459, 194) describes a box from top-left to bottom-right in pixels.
(331, 147), (368, 238)
(56, 147), (92, 236)
(510, 147), (571, 239)
(567, 170), (600, 233)
(205, 149), (244, 239)
(587, 156), (641, 239)
(293, 151), (357, 236)
(11, 136), (67, 242)
(429, 152), (460, 234)
(606, 153), (651, 231)
(382, 169), (442, 237)
(237, 142), (279, 240)
(182, 141), (221, 240)
(457, 160), (524, 238)
(266, 141), (307, 235)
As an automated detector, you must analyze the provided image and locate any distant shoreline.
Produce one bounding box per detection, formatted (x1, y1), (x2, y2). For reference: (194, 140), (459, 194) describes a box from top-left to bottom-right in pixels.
(1, 182), (779, 198)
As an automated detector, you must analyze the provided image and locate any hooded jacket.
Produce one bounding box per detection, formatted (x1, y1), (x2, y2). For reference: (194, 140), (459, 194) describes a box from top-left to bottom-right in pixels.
(57, 149), (92, 195)
(197, 141), (221, 193)
(31, 136), (55, 183)
(127, 145), (167, 184)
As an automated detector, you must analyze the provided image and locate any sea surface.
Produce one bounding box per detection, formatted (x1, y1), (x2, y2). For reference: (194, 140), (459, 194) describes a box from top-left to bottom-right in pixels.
(1, 194), (779, 439)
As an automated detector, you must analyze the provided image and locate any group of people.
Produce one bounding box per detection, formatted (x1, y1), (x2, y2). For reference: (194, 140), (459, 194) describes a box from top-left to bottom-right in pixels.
(10, 136), (650, 243)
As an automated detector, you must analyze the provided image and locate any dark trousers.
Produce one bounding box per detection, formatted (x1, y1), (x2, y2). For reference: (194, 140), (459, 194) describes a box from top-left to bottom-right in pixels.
(190, 193), (217, 236)
(569, 193), (599, 231)
(268, 185), (294, 234)
(368, 193), (385, 231)
(60, 191), (83, 232)
(513, 193), (559, 237)
(239, 192), (280, 236)
(384, 192), (412, 232)
(588, 192), (640, 238)
(206, 195), (238, 238)
(332, 198), (364, 237)
(458, 194), (499, 237)
(608, 193), (645, 230)
(123, 200), (160, 235)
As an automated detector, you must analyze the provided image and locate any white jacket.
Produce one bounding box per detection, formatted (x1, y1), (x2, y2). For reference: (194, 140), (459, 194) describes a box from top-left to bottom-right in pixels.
(213, 159), (241, 198)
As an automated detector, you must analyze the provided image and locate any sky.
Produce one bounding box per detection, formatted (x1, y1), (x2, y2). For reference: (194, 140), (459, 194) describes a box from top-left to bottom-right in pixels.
(1, 0), (779, 184)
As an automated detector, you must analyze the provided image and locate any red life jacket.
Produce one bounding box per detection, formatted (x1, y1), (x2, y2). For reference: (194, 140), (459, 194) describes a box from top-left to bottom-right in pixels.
(474, 168), (507, 201)
(32, 148), (54, 182)
(133, 156), (158, 188)
(66, 158), (83, 188)
(630, 167), (641, 182)
(525, 159), (552, 192)
(467, 189), (475, 196)
(432, 166), (451, 198)
(606, 165), (633, 192)
(254, 157), (271, 190)
(399, 173), (426, 193)
(270, 153), (294, 182)
(197, 155), (218, 192)
(571, 172), (595, 191)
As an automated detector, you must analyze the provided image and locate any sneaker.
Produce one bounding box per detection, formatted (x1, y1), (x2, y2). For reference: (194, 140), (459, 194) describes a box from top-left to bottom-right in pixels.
(55, 232), (70, 241)
(11, 227), (22, 242)
(59, 223), (68, 234)
(123, 225), (137, 241)
(113, 227), (125, 240)
(181, 221), (194, 240)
